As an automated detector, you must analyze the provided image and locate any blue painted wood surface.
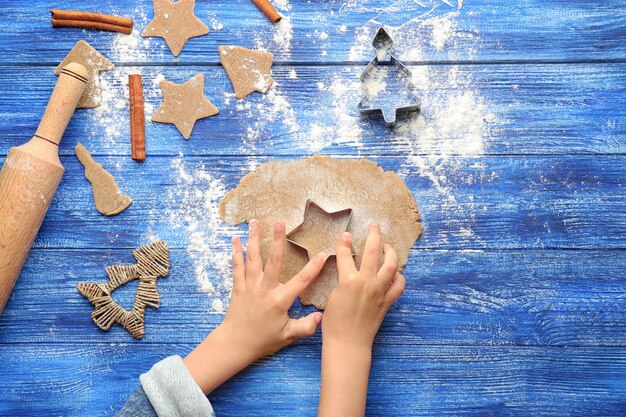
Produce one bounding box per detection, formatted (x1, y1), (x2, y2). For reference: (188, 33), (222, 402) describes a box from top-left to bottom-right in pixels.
(0, 0), (625, 416)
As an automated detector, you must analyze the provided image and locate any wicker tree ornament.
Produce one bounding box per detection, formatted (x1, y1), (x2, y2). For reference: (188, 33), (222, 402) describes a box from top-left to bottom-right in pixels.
(77, 241), (170, 339)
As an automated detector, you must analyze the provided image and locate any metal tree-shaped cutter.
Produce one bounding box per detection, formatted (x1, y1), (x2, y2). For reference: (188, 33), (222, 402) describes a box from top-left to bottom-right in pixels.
(357, 27), (421, 126)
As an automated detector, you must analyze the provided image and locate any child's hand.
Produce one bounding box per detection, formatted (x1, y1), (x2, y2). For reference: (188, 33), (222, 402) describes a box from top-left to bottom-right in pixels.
(318, 222), (405, 417)
(322, 221), (405, 350)
(221, 218), (326, 359)
(184, 219), (326, 394)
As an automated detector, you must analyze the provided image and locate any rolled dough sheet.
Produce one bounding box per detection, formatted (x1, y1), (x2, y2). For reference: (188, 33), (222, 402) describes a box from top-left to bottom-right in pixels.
(219, 156), (421, 309)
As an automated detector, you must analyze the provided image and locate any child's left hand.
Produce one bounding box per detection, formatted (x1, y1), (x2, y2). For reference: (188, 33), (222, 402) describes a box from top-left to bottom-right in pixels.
(184, 219), (327, 394)
(222, 218), (327, 358)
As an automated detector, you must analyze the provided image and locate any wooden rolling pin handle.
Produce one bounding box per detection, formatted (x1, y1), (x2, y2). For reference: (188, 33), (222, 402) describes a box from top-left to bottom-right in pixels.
(0, 62), (88, 315)
(35, 62), (89, 146)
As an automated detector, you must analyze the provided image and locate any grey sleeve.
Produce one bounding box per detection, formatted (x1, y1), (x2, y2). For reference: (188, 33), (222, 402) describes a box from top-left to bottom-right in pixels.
(115, 386), (158, 417)
(116, 355), (216, 417)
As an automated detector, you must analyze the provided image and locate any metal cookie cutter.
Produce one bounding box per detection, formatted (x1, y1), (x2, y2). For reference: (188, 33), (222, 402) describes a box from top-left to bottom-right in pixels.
(286, 200), (355, 259)
(357, 27), (421, 126)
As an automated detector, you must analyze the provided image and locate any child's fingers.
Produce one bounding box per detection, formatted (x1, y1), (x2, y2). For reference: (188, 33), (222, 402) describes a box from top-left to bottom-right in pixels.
(359, 222), (382, 275)
(245, 219), (263, 280)
(232, 237), (245, 289)
(384, 272), (406, 306)
(377, 243), (399, 289)
(263, 220), (286, 285)
(336, 232), (356, 279)
(285, 312), (323, 341)
(281, 252), (326, 304)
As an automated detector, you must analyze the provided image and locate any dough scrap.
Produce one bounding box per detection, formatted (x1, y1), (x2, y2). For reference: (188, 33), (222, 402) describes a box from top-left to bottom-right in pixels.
(218, 46), (274, 99)
(75, 144), (132, 216)
(219, 156), (422, 309)
(142, 0), (209, 57)
(152, 73), (219, 140)
(55, 40), (114, 108)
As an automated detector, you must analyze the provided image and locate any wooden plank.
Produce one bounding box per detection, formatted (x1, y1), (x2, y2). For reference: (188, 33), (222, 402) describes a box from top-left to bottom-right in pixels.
(0, 249), (625, 346)
(4, 155), (621, 250)
(0, 0), (624, 64)
(0, 64), (624, 157)
(0, 343), (625, 416)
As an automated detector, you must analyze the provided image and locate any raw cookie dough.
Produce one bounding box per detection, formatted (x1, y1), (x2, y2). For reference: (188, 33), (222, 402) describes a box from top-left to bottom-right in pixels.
(142, 0), (209, 57)
(219, 156), (421, 309)
(152, 73), (218, 140)
(55, 40), (114, 108)
(76, 144), (133, 216)
(218, 46), (274, 99)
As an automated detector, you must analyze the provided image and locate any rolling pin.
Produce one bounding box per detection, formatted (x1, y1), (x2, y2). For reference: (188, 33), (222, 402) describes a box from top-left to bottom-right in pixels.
(0, 62), (88, 314)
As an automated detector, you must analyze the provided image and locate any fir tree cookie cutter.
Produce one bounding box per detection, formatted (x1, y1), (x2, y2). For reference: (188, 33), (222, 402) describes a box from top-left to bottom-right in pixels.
(286, 200), (355, 260)
(357, 27), (421, 126)
(77, 241), (170, 339)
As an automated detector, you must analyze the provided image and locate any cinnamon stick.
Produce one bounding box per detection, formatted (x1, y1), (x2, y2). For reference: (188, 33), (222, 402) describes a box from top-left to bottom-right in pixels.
(251, 0), (282, 23)
(51, 9), (133, 35)
(128, 75), (146, 161)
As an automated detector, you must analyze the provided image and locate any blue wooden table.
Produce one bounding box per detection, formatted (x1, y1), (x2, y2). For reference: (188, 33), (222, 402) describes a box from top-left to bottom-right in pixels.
(1, 0), (625, 415)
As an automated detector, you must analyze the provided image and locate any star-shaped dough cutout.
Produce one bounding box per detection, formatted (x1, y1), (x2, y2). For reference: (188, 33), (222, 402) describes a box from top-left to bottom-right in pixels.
(55, 40), (114, 108)
(76, 241), (170, 339)
(151, 74), (219, 140)
(219, 46), (275, 99)
(286, 200), (354, 260)
(142, 0), (209, 57)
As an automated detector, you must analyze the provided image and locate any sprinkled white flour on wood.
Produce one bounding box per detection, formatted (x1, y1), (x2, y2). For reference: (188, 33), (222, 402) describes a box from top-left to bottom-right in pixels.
(273, 0), (291, 11)
(208, 12), (224, 31)
(111, 30), (153, 62)
(231, 0), (497, 249)
(254, 16), (293, 57)
(158, 0), (499, 312)
(163, 156), (239, 314)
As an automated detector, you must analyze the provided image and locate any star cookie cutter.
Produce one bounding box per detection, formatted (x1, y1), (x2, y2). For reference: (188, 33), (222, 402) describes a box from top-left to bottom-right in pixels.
(357, 27), (421, 126)
(76, 241), (170, 339)
(286, 200), (355, 259)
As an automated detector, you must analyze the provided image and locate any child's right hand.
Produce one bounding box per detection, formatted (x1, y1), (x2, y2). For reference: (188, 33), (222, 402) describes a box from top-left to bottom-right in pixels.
(322, 222), (405, 351)
(318, 222), (405, 417)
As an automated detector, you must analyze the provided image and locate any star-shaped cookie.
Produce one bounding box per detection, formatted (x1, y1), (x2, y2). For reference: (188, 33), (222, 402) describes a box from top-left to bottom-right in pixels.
(142, 0), (209, 57)
(152, 73), (219, 140)
(55, 40), (114, 108)
(218, 46), (275, 99)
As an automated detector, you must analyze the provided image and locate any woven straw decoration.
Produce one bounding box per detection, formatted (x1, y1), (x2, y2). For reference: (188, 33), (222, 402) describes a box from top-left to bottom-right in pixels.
(77, 240), (170, 339)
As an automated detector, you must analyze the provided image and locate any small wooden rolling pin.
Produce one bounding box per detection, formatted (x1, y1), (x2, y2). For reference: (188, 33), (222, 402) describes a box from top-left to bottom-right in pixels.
(0, 62), (88, 314)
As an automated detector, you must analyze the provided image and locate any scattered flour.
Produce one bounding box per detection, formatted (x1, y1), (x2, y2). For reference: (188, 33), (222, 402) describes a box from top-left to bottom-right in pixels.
(87, 70), (130, 151)
(208, 12), (224, 31)
(337, 0), (495, 245)
(254, 16), (293, 57)
(424, 15), (457, 51)
(111, 29), (153, 63)
(163, 156), (240, 314)
(108, 7), (165, 63)
(151, 0), (497, 311)
(273, 0), (292, 12)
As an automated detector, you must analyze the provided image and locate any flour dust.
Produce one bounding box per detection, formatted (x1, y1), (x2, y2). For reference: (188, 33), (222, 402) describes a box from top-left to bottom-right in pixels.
(153, 0), (498, 312)
(161, 156), (240, 314)
(341, 0), (496, 245)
